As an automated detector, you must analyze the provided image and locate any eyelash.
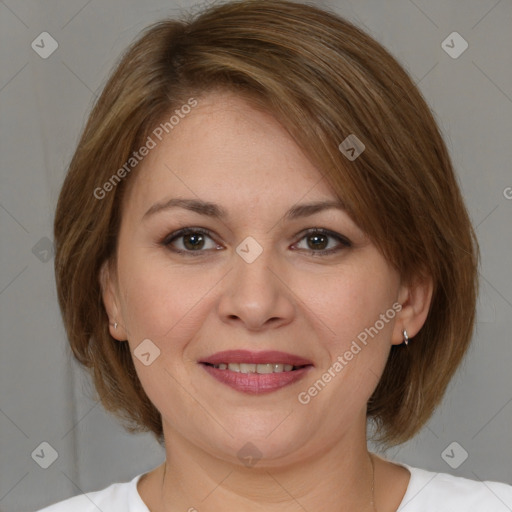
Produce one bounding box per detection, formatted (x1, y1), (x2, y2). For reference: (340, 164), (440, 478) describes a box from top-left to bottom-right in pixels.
(161, 227), (352, 257)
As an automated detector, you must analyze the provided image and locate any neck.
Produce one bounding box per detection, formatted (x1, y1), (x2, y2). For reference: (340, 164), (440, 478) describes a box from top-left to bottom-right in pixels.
(151, 420), (377, 512)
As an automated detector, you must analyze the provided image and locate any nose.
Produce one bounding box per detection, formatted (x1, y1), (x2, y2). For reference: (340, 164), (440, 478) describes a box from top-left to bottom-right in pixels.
(217, 243), (296, 332)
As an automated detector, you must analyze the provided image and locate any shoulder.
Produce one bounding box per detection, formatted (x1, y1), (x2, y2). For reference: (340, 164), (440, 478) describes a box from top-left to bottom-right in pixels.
(36, 474), (149, 512)
(398, 463), (512, 511)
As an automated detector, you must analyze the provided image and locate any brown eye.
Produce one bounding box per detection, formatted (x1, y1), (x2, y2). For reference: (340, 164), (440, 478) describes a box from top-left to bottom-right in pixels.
(163, 228), (222, 255)
(182, 232), (205, 250)
(306, 233), (329, 250)
(293, 228), (351, 255)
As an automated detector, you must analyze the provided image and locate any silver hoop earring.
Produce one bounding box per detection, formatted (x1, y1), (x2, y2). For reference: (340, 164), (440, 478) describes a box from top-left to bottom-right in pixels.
(402, 329), (409, 346)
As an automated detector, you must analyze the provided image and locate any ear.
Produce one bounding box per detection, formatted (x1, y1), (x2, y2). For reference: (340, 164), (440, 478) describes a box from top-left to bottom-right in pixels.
(99, 260), (128, 341)
(391, 273), (434, 346)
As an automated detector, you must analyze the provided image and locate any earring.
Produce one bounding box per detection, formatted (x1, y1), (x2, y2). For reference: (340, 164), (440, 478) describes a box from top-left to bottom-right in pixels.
(402, 329), (409, 346)
(114, 322), (118, 330)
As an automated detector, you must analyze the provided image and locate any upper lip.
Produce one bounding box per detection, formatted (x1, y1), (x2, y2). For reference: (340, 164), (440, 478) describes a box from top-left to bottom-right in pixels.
(200, 350), (314, 366)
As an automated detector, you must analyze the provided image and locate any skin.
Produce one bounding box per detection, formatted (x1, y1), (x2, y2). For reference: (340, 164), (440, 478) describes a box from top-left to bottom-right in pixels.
(101, 92), (433, 512)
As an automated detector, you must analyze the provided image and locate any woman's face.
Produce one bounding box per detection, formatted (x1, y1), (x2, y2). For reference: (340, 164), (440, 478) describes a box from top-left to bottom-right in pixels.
(104, 92), (416, 466)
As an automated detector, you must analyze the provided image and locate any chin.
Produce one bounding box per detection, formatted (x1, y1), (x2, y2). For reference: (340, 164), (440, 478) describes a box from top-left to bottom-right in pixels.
(207, 417), (316, 468)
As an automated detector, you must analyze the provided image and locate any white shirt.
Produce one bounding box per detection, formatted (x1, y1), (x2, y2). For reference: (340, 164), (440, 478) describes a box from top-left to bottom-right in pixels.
(37, 462), (512, 511)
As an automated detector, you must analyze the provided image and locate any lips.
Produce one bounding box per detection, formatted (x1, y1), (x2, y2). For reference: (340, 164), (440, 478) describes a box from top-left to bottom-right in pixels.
(199, 350), (313, 394)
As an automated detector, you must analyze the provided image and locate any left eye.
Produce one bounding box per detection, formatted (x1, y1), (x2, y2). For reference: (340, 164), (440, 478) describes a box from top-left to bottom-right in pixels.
(293, 229), (351, 254)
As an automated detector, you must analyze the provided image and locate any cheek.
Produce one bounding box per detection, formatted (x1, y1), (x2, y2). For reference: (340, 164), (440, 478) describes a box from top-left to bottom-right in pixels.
(116, 250), (222, 346)
(294, 271), (398, 413)
(297, 261), (398, 352)
(115, 254), (221, 405)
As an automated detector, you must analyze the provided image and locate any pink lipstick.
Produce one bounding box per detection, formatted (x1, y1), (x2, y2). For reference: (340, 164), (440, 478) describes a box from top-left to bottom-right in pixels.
(200, 350), (313, 394)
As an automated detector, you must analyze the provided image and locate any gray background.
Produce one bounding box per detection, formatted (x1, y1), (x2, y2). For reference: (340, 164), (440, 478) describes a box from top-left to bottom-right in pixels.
(0, 0), (511, 510)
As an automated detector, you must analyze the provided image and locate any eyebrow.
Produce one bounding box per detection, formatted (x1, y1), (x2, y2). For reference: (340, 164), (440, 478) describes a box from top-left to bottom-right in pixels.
(143, 198), (346, 220)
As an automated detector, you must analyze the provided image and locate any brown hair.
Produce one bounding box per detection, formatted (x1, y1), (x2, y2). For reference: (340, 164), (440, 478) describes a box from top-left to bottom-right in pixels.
(54, 0), (478, 447)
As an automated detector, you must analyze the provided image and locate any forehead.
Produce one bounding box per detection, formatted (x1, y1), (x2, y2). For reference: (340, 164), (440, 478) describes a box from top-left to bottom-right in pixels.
(122, 92), (341, 216)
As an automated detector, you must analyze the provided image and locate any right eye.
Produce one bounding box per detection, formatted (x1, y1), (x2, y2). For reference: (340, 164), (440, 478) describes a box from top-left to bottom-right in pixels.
(162, 227), (224, 256)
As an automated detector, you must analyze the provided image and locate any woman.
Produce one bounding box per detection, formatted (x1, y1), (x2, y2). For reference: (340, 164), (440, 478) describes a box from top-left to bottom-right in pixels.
(40, 0), (512, 510)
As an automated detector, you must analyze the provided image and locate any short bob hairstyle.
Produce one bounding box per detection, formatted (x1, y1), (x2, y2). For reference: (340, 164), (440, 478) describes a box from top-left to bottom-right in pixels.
(54, 0), (478, 447)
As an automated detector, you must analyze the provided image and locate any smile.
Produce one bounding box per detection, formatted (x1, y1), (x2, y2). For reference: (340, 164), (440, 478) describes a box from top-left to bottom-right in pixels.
(200, 350), (313, 394)
(207, 362), (297, 373)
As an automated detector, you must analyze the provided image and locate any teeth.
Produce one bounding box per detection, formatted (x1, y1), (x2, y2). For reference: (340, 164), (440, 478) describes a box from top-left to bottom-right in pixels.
(239, 363), (256, 373)
(257, 364), (274, 374)
(213, 363), (298, 373)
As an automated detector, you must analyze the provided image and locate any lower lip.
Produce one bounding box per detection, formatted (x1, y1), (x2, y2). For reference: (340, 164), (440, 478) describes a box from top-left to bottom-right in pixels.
(201, 364), (312, 394)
